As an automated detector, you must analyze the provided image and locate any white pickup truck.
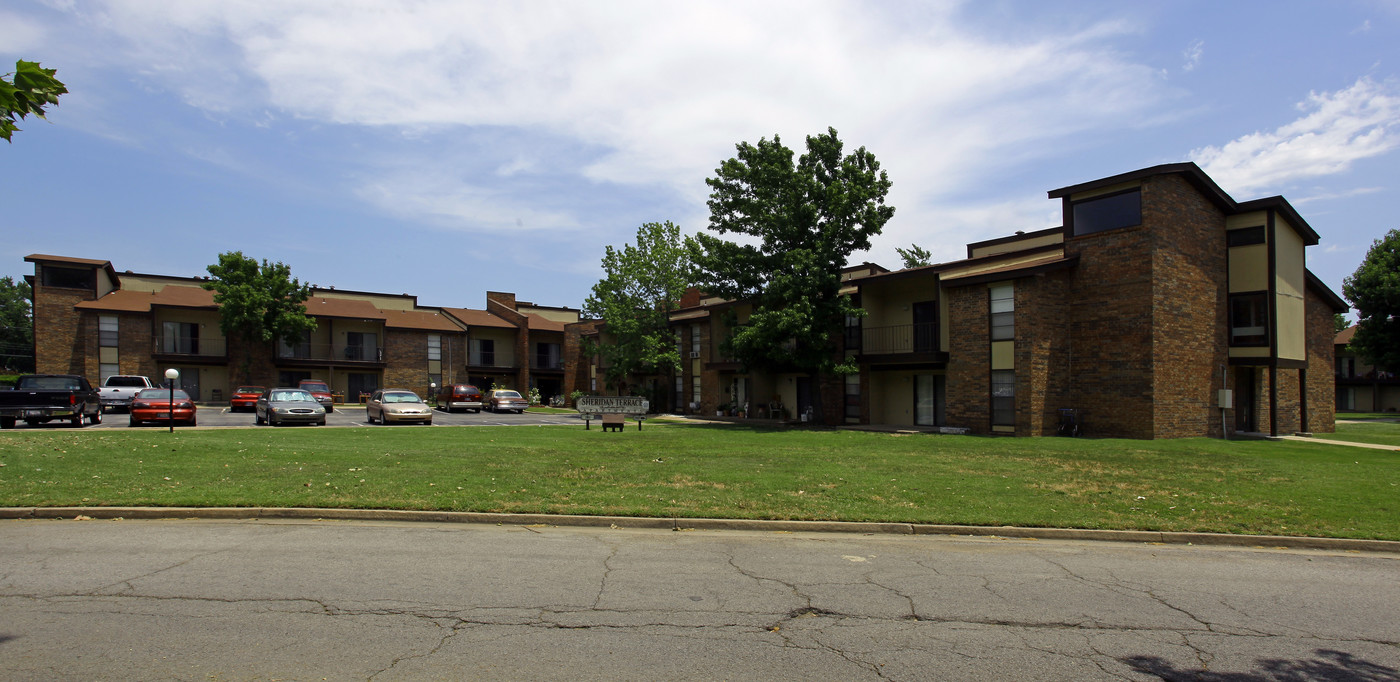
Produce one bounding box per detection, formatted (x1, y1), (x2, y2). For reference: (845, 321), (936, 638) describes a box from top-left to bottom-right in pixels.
(98, 375), (156, 412)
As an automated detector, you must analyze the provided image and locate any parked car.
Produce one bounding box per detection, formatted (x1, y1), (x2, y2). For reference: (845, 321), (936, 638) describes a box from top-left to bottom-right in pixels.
(298, 380), (335, 412)
(256, 388), (327, 426)
(0, 374), (102, 429)
(129, 387), (197, 426)
(230, 385), (265, 412)
(434, 383), (483, 413)
(485, 389), (529, 414)
(366, 389), (433, 425)
(98, 375), (155, 412)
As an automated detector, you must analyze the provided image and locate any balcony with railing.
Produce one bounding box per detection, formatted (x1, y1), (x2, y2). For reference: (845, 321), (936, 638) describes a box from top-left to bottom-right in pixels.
(469, 351), (516, 369)
(152, 335), (227, 360)
(275, 342), (384, 364)
(856, 323), (946, 363)
(533, 353), (564, 370)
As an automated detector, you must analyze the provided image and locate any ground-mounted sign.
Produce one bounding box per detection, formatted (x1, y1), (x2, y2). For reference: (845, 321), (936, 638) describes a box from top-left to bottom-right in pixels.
(575, 396), (649, 419)
(576, 396), (649, 431)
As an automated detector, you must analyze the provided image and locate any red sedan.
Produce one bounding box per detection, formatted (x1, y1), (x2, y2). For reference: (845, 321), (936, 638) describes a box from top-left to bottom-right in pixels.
(230, 385), (265, 412)
(129, 388), (197, 426)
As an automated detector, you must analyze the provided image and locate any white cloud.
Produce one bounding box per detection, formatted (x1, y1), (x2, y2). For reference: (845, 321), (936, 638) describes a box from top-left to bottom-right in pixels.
(356, 171), (580, 233)
(0, 11), (48, 54)
(1191, 78), (1400, 197)
(1182, 39), (1204, 72)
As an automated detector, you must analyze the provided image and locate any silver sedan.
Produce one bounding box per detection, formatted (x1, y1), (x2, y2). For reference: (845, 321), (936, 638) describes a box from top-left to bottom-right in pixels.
(255, 388), (327, 426)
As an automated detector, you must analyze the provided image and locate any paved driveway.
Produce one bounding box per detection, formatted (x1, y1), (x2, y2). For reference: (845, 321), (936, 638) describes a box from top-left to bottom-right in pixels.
(11, 405), (589, 430)
(1, 519), (1396, 680)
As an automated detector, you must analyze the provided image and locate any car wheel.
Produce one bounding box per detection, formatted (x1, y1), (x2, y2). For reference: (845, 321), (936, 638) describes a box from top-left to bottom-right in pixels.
(256, 411), (265, 425)
(129, 416), (139, 427)
(70, 414), (83, 427)
(186, 417), (197, 426)
(0, 417), (14, 429)
(317, 419), (326, 426)
(270, 413), (279, 427)
(91, 410), (102, 425)
(366, 411), (376, 424)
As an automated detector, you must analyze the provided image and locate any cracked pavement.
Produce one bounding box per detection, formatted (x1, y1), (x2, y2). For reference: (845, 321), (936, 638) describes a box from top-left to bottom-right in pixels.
(0, 519), (1396, 680)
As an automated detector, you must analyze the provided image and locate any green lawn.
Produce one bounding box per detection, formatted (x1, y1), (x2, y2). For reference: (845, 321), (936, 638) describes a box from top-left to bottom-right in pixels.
(1, 422), (1396, 540)
(1312, 421), (1400, 447)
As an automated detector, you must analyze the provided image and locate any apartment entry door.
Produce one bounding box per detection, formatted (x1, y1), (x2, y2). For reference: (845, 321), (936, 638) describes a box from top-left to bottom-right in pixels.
(1234, 368), (1256, 433)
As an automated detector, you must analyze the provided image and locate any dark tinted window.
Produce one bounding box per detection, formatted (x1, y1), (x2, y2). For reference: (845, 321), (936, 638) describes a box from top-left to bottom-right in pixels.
(1227, 226), (1266, 246)
(1071, 189), (1141, 236)
(42, 266), (95, 289)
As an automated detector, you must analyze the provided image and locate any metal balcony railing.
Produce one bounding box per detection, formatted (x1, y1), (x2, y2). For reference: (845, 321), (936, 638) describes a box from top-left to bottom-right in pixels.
(861, 323), (939, 355)
(534, 355), (563, 370)
(276, 342), (384, 362)
(469, 352), (513, 368)
(153, 335), (227, 357)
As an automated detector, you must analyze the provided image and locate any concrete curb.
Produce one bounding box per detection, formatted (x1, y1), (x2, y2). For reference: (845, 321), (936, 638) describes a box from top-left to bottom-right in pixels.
(3, 506), (1398, 554)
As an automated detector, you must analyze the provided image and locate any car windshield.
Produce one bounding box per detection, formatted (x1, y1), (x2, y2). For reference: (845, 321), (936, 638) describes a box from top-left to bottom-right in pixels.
(236, 386), (263, 393)
(17, 376), (83, 391)
(495, 391), (522, 399)
(106, 377), (148, 387)
(272, 390), (315, 402)
(301, 383), (329, 393)
(383, 392), (421, 403)
(137, 388), (189, 400)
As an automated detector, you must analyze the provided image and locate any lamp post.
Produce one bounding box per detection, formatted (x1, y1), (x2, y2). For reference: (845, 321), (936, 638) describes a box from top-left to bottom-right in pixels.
(164, 368), (180, 433)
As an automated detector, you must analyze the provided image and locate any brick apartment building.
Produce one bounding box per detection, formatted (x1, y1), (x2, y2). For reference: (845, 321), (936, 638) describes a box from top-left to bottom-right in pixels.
(23, 162), (1346, 438)
(1333, 325), (1400, 413)
(597, 162), (1346, 439)
(23, 254), (578, 405)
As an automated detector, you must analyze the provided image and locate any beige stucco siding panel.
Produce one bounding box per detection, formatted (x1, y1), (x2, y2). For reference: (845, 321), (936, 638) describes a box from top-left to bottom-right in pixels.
(1229, 346), (1270, 359)
(1274, 217), (1306, 299)
(1276, 293), (1306, 361)
(968, 232), (1065, 259)
(1069, 180), (1140, 202)
(1228, 244), (1268, 293)
(991, 340), (1014, 370)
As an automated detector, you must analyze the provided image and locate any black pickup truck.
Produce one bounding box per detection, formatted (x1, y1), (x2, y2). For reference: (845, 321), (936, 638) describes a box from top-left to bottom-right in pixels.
(0, 374), (102, 429)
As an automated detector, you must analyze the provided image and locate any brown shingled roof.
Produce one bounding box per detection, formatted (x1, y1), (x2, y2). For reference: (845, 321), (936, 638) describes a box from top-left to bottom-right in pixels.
(75, 285), (216, 313)
(441, 307), (518, 329)
(303, 296), (386, 320)
(1335, 326), (1356, 345)
(384, 309), (466, 332)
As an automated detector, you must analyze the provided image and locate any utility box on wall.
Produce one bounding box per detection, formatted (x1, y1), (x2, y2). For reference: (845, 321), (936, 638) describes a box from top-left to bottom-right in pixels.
(1217, 389), (1234, 409)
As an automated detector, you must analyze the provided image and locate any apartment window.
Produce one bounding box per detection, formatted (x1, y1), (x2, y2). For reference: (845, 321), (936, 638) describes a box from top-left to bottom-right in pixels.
(161, 321), (198, 354)
(471, 338), (495, 366)
(1230, 293), (1269, 346)
(690, 325), (701, 356)
(676, 329), (684, 356)
(991, 370), (1015, 427)
(1336, 356), (1355, 379)
(99, 363), (118, 384)
(691, 376), (701, 406)
(1071, 189), (1141, 236)
(915, 374), (940, 426)
(990, 285), (1014, 341)
(41, 266), (94, 290)
(675, 376), (684, 413)
(1227, 226), (1266, 247)
(535, 342), (561, 369)
(99, 315), (119, 348)
(427, 334), (441, 361)
(429, 373), (442, 389)
(844, 295), (862, 351)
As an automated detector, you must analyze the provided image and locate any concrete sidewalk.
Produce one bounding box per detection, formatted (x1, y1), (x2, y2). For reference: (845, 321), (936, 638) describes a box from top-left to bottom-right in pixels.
(3, 505), (1397, 554)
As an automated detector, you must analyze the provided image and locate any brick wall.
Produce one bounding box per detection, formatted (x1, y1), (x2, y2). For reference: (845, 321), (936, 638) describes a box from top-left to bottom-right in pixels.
(1304, 288), (1337, 433)
(384, 328), (431, 396)
(1016, 270), (1071, 436)
(116, 312), (157, 379)
(944, 284), (989, 433)
(31, 264), (95, 375)
(1062, 223), (1156, 439)
(1145, 174), (1229, 438)
(486, 292), (529, 390)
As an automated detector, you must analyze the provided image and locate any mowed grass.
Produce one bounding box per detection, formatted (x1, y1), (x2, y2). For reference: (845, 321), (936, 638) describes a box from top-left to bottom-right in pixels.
(1, 422), (1397, 540)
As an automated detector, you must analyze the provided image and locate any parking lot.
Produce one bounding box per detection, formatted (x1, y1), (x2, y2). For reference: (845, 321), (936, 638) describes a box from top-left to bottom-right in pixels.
(8, 405), (593, 430)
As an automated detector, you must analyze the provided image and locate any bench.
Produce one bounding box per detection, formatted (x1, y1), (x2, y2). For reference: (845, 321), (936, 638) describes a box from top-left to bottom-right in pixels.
(601, 413), (626, 432)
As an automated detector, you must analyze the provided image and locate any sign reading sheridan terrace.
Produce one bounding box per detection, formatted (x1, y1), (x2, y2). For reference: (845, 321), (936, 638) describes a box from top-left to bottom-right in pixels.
(575, 396), (649, 418)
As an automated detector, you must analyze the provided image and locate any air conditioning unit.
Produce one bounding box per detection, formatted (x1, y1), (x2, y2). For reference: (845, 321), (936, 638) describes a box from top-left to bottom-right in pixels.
(689, 351), (700, 358)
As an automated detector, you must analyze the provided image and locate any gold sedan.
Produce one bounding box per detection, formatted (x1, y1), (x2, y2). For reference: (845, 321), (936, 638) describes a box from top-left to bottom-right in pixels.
(365, 389), (434, 425)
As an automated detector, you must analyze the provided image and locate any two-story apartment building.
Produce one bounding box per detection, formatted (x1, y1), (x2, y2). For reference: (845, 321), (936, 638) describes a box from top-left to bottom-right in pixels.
(1333, 326), (1400, 413)
(605, 162), (1345, 438)
(24, 255), (577, 405)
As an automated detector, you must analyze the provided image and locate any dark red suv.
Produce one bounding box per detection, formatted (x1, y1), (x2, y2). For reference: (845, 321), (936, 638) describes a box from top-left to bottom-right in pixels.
(298, 379), (335, 413)
(434, 384), (483, 413)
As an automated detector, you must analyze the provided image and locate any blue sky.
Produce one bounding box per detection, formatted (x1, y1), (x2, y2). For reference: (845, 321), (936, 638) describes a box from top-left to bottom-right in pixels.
(2, 1), (1397, 314)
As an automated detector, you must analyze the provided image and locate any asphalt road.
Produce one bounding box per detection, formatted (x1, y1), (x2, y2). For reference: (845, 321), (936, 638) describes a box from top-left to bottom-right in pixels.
(12, 404), (589, 430)
(1, 519), (1396, 681)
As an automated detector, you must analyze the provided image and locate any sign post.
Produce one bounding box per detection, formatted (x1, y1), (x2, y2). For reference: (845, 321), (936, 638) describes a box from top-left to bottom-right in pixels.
(575, 396), (649, 431)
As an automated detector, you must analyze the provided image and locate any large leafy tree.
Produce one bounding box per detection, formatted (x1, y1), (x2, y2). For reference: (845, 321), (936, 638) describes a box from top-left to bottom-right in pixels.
(583, 221), (693, 391)
(0, 276), (34, 372)
(896, 244), (933, 268)
(2, 60), (67, 143)
(203, 252), (316, 379)
(1343, 228), (1400, 372)
(691, 127), (894, 422)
